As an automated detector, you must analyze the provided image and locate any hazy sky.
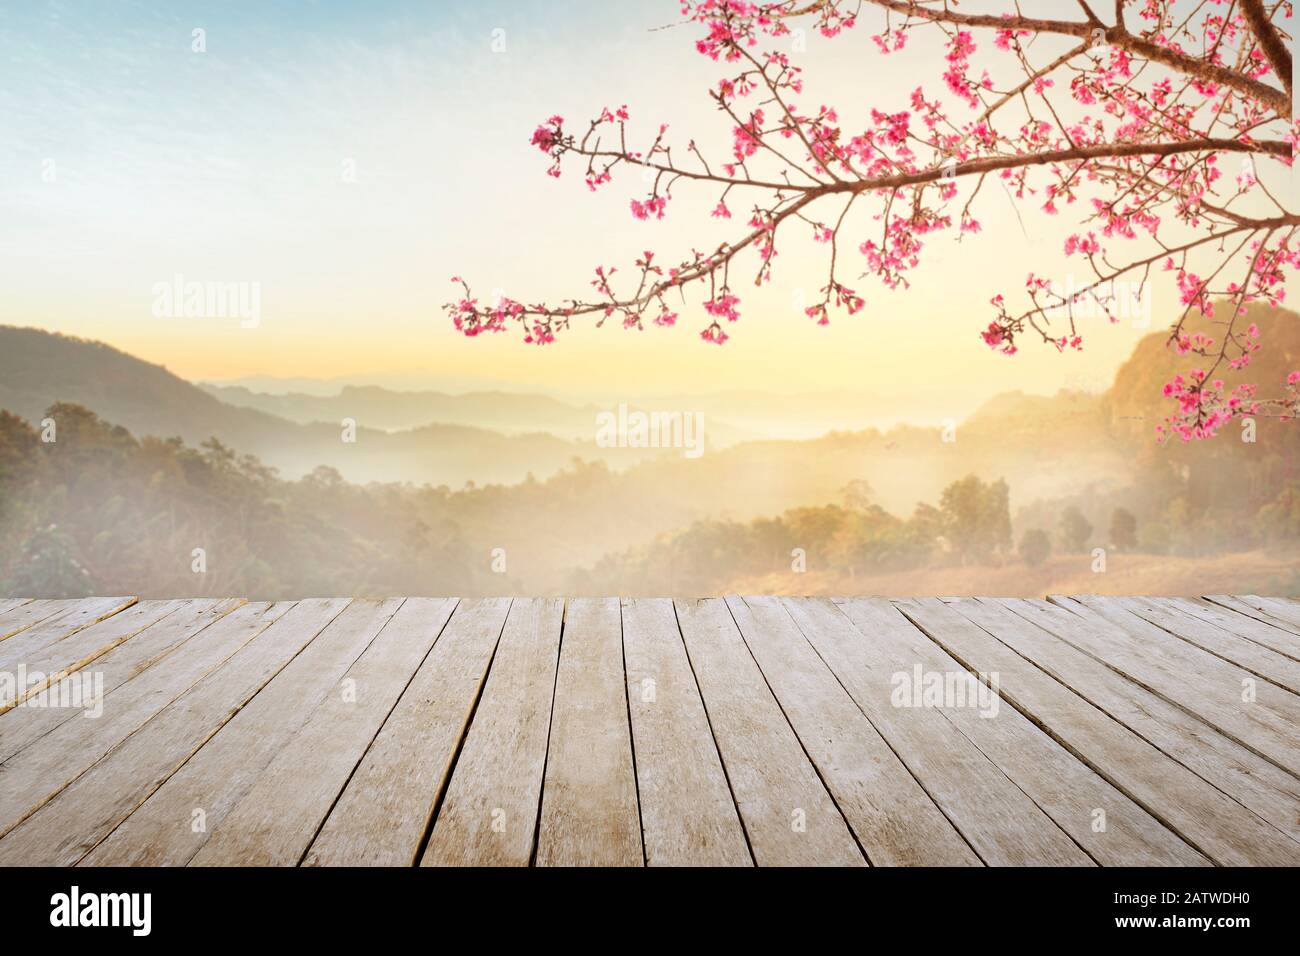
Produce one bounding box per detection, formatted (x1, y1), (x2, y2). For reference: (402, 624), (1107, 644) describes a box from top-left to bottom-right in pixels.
(2, 0), (1292, 415)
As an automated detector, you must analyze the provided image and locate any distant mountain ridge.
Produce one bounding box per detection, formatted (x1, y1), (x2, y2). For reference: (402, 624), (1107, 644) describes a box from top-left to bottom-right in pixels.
(6, 303), (1296, 510)
(199, 381), (759, 445)
(0, 326), (661, 486)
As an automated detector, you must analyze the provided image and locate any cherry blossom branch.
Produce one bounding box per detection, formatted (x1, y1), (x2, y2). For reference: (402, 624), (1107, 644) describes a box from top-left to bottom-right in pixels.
(1239, 0), (1294, 100)
(819, 0), (1293, 112)
(446, 0), (1299, 440)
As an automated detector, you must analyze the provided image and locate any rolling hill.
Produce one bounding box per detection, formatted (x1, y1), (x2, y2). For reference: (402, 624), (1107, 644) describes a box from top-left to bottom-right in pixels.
(199, 381), (759, 445)
(0, 326), (664, 486)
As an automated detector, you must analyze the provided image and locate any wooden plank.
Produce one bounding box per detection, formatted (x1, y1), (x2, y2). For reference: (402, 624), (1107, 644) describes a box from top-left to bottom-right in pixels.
(0, 600), (253, 763)
(1244, 595), (1300, 630)
(0, 600), (260, 839)
(192, 598), (454, 866)
(1105, 596), (1300, 693)
(1204, 595), (1300, 636)
(785, 597), (1089, 866)
(420, 599), (562, 867)
(535, 597), (643, 867)
(0, 600), (192, 713)
(675, 599), (864, 866)
(0, 599), (31, 617)
(1166, 597), (1300, 660)
(996, 597), (1300, 847)
(303, 598), (505, 867)
(729, 595), (979, 866)
(0, 598), (350, 866)
(0, 597), (138, 675)
(1059, 596), (1300, 776)
(896, 598), (1293, 866)
(82, 598), (405, 866)
(838, 598), (1204, 866)
(620, 598), (750, 867)
(0, 600), (69, 642)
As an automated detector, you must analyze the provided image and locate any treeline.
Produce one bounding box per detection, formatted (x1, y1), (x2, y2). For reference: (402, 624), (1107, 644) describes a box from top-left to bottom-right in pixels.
(567, 477), (1160, 593)
(0, 404), (490, 598)
(3, 400), (1298, 599)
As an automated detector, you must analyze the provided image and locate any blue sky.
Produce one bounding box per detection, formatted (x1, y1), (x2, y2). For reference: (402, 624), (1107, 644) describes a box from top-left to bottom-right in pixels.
(1, 1), (1289, 411)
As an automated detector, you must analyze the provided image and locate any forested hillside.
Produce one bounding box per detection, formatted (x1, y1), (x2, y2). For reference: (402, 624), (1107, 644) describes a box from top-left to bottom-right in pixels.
(3, 305), (1298, 598)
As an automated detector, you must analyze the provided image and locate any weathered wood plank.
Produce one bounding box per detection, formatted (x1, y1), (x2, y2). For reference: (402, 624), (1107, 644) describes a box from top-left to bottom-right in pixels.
(1204, 595), (1300, 636)
(535, 597), (642, 867)
(3, 591), (1293, 868)
(304, 598), (505, 867)
(675, 598), (865, 867)
(0, 597), (138, 677)
(0, 600), (70, 642)
(1165, 597), (1300, 660)
(193, 598), (454, 867)
(729, 595), (979, 866)
(0, 600), (195, 714)
(1058, 596), (1300, 777)
(420, 598), (561, 867)
(996, 597), (1300, 847)
(83, 599), (403, 866)
(1103, 596), (1300, 693)
(897, 597), (1293, 866)
(0, 599), (350, 866)
(786, 597), (1089, 866)
(838, 598), (1204, 866)
(1244, 595), (1300, 630)
(0, 600), (255, 763)
(620, 598), (751, 867)
(0, 600), (257, 839)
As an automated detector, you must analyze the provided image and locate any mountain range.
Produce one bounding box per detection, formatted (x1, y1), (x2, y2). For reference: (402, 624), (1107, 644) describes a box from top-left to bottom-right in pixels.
(4, 302), (1296, 514)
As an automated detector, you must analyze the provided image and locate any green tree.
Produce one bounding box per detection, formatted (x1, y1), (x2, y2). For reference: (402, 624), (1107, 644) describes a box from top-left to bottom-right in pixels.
(938, 475), (1012, 564)
(5, 523), (93, 597)
(1019, 528), (1051, 567)
(1059, 506), (1093, 552)
(1109, 507), (1138, 550)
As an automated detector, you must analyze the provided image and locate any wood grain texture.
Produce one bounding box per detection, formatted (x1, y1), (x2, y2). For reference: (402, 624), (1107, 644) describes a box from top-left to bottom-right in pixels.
(0, 599), (349, 866)
(996, 597), (1300, 847)
(83, 599), (400, 866)
(1106, 596), (1300, 693)
(786, 597), (1089, 866)
(0, 600), (75, 642)
(1243, 595), (1300, 631)
(304, 598), (506, 868)
(838, 598), (1202, 866)
(676, 598), (865, 867)
(535, 597), (643, 867)
(0, 597), (139, 681)
(1204, 595), (1300, 636)
(730, 595), (979, 866)
(1056, 595), (1300, 777)
(0, 599), (250, 839)
(421, 598), (561, 867)
(1165, 597), (1300, 660)
(193, 598), (454, 867)
(3, 593), (1295, 867)
(0, 599), (32, 618)
(0, 600), (205, 714)
(0, 600), (254, 764)
(897, 598), (1292, 866)
(621, 598), (751, 867)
